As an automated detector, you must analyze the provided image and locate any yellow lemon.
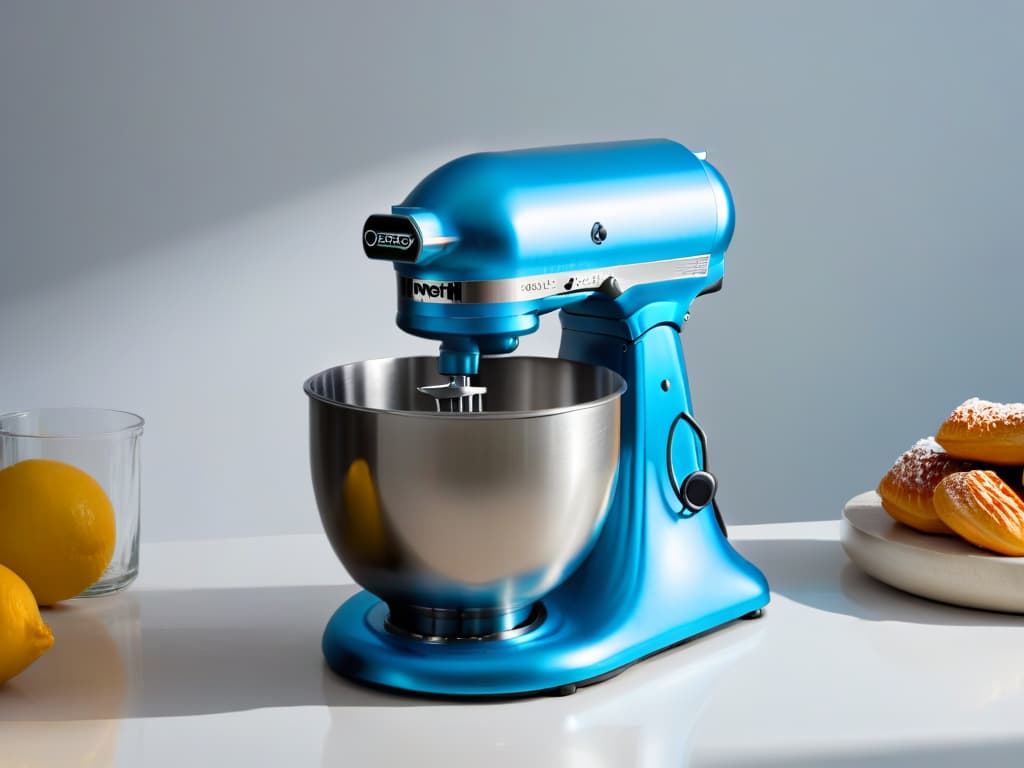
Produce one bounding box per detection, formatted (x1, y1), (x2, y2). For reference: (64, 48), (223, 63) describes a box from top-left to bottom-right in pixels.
(0, 459), (116, 605)
(0, 563), (54, 684)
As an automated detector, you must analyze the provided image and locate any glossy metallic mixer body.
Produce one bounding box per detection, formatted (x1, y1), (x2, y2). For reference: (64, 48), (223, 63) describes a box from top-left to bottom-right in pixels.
(306, 138), (770, 696)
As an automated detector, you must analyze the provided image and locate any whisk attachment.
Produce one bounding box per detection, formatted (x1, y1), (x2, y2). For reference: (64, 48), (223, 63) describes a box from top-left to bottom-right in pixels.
(417, 376), (487, 413)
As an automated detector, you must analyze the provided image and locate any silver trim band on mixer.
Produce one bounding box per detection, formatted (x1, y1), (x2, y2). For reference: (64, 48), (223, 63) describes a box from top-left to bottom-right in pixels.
(398, 254), (711, 305)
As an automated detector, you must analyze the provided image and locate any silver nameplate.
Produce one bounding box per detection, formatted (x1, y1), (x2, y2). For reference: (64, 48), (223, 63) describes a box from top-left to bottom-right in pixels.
(398, 255), (710, 305)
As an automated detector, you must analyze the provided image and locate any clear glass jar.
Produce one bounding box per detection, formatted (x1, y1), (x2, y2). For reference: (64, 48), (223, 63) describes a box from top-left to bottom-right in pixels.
(0, 408), (144, 596)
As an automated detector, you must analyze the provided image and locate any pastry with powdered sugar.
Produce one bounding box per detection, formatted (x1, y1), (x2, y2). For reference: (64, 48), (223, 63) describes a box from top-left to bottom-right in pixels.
(936, 398), (1024, 465)
(877, 438), (974, 534)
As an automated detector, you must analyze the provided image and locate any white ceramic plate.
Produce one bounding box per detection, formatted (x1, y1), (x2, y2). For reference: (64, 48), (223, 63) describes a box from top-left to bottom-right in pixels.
(841, 491), (1024, 613)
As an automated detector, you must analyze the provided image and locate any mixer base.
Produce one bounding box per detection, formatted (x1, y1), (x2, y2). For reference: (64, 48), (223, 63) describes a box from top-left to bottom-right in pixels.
(323, 590), (765, 699)
(322, 508), (769, 699)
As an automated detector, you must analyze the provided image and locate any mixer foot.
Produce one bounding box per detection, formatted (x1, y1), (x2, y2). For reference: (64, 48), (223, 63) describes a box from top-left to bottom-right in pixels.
(552, 684), (577, 696)
(740, 608), (764, 620)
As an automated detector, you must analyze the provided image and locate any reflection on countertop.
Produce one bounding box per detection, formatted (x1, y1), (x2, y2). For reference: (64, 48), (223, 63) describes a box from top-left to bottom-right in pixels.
(1, 528), (1024, 767)
(0, 575), (762, 767)
(320, 621), (763, 768)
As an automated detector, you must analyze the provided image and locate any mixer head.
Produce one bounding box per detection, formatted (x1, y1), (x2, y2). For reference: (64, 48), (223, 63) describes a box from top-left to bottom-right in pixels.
(363, 139), (735, 401)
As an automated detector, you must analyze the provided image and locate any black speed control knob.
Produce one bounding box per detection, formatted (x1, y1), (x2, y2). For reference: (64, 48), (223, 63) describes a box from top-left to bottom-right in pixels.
(681, 470), (717, 513)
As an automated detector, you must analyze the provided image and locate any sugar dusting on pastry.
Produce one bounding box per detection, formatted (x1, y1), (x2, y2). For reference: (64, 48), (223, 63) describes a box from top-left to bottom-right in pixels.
(946, 398), (1024, 433)
(935, 471), (972, 507)
(887, 437), (971, 493)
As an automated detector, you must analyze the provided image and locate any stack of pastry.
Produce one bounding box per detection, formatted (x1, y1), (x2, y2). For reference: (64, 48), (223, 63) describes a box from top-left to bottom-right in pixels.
(878, 398), (1024, 555)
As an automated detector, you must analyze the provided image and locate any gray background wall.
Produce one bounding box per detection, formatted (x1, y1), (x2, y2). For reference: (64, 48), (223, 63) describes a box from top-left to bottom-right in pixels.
(2, 1), (1021, 541)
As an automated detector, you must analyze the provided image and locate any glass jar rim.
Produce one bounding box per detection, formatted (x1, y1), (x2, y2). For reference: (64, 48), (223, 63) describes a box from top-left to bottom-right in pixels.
(0, 408), (145, 439)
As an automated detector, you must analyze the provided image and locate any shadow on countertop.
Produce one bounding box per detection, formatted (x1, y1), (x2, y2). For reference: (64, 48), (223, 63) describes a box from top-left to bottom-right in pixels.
(732, 536), (1024, 627)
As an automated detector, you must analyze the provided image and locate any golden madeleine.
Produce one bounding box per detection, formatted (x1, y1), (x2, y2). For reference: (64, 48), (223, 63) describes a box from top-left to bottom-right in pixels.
(936, 398), (1024, 465)
(934, 470), (1024, 556)
(877, 438), (972, 534)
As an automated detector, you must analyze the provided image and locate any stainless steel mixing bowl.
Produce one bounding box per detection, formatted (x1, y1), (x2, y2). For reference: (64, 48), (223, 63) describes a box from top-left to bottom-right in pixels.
(305, 356), (624, 638)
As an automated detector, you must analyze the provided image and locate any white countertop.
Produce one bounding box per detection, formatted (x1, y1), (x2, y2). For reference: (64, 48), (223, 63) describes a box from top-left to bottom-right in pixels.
(2, 519), (1023, 767)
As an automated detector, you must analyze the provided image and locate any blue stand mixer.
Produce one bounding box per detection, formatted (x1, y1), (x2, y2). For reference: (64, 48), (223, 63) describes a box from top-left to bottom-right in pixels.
(305, 139), (769, 697)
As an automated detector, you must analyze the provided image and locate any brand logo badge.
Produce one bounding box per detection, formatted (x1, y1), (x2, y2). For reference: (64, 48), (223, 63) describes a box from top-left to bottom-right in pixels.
(365, 230), (414, 250)
(400, 277), (463, 303)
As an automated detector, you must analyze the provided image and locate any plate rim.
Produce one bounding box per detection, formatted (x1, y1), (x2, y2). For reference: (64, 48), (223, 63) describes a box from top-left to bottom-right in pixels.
(841, 490), (1024, 614)
(843, 490), (1014, 562)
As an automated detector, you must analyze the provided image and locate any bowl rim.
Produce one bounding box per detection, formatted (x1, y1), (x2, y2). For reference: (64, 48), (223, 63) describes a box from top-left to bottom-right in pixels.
(303, 355), (626, 421)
